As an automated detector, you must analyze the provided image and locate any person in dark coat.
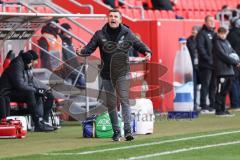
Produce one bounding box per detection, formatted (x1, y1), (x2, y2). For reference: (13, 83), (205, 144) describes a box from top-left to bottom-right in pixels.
(59, 23), (86, 89)
(0, 51), (54, 132)
(196, 15), (216, 113)
(26, 50), (55, 123)
(227, 18), (240, 109)
(213, 27), (240, 116)
(187, 26), (201, 110)
(76, 9), (151, 141)
(0, 96), (10, 123)
(151, 0), (176, 10)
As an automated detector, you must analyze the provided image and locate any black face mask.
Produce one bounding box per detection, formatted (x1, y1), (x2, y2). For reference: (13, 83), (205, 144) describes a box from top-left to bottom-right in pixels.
(60, 34), (72, 45)
(24, 64), (31, 70)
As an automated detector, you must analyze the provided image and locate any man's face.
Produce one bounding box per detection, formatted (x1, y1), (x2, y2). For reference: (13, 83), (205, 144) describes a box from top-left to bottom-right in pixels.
(205, 16), (215, 29)
(218, 32), (227, 40)
(191, 28), (198, 37)
(108, 12), (122, 28)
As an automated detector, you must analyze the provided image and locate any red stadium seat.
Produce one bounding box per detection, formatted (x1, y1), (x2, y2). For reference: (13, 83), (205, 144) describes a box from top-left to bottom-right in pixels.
(173, 0), (183, 11)
(135, 0), (143, 7)
(160, 10), (169, 19)
(133, 9), (142, 19)
(168, 11), (175, 19)
(153, 10), (161, 19)
(192, 0), (200, 11)
(199, 0), (206, 11)
(5, 5), (19, 12)
(147, 10), (155, 19)
(182, 0), (194, 11)
(187, 11), (194, 19)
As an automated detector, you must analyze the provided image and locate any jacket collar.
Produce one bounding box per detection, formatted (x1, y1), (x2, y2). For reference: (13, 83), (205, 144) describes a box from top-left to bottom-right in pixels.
(102, 23), (129, 42)
(202, 25), (215, 33)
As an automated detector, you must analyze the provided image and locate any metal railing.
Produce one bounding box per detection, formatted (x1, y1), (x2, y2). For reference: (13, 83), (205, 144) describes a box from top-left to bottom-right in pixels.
(118, 0), (145, 19)
(69, 0), (94, 14)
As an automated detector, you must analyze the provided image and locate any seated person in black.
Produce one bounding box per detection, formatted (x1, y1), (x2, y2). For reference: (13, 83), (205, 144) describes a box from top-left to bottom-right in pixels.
(0, 51), (55, 132)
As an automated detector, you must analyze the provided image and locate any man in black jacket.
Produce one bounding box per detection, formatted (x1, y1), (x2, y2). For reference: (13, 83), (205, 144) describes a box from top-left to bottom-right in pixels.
(197, 15), (216, 113)
(227, 18), (240, 109)
(213, 27), (240, 116)
(0, 52), (54, 132)
(187, 26), (201, 110)
(77, 9), (151, 141)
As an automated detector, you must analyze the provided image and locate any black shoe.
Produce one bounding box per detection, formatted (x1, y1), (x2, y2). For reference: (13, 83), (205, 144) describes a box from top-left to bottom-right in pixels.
(125, 130), (134, 141)
(201, 106), (215, 114)
(35, 121), (55, 132)
(42, 120), (58, 131)
(215, 111), (234, 117)
(224, 110), (235, 117)
(112, 130), (121, 142)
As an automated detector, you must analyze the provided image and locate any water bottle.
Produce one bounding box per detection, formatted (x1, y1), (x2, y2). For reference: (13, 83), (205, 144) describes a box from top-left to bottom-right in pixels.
(173, 38), (194, 111)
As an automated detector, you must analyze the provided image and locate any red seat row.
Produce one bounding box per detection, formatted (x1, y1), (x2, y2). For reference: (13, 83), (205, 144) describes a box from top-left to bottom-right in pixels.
(174, 0), (239, 12)
(119, 8), (217, 20)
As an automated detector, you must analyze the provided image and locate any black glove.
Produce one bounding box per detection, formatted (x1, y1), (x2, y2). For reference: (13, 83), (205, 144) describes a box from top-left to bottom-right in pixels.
(36, 88), (46, 96)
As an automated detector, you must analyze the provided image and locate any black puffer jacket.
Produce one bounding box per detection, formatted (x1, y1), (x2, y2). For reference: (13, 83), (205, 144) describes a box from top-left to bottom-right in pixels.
(213, 36), (238, 77)
(227, 27), (240, 55)
(196, 25), (216, 69)
(187, 35), (198, 69)
(80, 23), (151, 80)
(0, 55), (36, 95)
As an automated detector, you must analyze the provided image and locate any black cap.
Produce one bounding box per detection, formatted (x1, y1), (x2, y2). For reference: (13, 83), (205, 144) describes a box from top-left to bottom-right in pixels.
(21, 53), (33, 64)
(27, 50), (38, 60)
(61, 23), (71, 30)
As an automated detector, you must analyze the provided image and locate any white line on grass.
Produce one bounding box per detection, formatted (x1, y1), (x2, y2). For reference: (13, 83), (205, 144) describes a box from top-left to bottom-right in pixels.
(123, 140), (240, 160)
(43, 130), (240, 156)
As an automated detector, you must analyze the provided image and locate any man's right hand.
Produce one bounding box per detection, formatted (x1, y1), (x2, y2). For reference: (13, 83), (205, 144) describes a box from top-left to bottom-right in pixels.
(76, 47), (82, 56)
(237, 63), (240, 69)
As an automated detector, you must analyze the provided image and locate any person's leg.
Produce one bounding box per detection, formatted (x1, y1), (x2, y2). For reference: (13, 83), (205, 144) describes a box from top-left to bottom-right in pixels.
(9, 90), (39, 122)
(199, 69), (212, 110)
(4, 96), (10, 117)
(0, 96), (7, 120)
(193, 69), (197, 110)
(116, 74), (134, 141)
(209, 70), (217, 109)
(102, 79), (119, 131)
(116, 75), (131, 132)
(229, 77), (240, 108)
(43, 91), (54, 122)
(9, 90), (54, 131)
(215, 77), (231, 114)
(220, 77), (232, 112)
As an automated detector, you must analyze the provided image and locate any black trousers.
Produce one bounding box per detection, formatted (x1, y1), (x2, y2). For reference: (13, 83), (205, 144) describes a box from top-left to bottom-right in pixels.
(215, 77), (232, 113)
(0, 96), (10, 119)
(199, 68), (216, 109)
(8, 90), (53, 123)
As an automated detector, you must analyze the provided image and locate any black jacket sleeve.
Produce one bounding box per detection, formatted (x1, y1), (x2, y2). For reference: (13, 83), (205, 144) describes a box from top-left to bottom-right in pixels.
(38, 37), (49, 54)
(227, 32), (240, 55)
(81, 31), (99, 55)
(130, 32), (152, 55)
(196, 32), (211, 64)
(8, 62), (36, 92)
(215, 40), (238, 66)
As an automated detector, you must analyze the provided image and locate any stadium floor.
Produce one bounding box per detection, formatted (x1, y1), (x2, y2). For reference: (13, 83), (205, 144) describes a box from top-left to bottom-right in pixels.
(1, 111), (240, 160)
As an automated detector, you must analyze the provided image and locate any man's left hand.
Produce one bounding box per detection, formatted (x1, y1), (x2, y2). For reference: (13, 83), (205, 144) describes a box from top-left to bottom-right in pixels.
(145, 52), (151, 61)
